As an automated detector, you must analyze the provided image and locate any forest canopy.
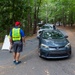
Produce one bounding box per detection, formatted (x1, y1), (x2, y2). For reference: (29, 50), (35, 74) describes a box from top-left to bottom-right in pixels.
(0, 0), (75, 41)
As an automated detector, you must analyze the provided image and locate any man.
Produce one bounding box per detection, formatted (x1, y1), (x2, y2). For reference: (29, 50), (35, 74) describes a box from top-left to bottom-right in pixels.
(53, 24), (56, 30)
(9, 21), (25, 65)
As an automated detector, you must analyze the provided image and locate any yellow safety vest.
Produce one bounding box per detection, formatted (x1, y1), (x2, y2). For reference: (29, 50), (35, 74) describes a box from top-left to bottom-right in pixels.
(12, 28), (21, 41)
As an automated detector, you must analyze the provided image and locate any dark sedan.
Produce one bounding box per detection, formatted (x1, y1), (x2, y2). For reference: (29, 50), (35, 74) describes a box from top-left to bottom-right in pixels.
(38, 30), (71, 59)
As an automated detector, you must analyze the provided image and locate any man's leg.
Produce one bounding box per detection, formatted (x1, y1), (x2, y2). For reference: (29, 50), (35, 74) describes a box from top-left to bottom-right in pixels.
(13, 52), (16, 63)
(16, 52), (20, 62)
(14, 41), (22, 64)
(15, 41), (22, 62)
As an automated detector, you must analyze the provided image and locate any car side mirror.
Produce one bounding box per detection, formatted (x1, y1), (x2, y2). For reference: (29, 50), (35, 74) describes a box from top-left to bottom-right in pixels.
(64, 35), (68, 38)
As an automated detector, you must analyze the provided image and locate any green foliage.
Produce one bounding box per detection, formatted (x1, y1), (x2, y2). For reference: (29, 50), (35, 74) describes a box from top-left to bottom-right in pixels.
(38, 0), (75, 25)
(0, 0), (42, 42)
(0, 0), (75, 42)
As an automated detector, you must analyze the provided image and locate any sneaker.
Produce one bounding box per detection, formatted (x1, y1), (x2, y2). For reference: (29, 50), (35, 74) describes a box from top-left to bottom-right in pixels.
(15, 61), (21, 65)
(13, 60), (16, 63)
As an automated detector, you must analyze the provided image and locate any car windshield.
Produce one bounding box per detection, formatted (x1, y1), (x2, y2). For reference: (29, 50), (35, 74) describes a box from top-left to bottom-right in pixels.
(42, 31), (64, 39)
(41, 26), (52, 29)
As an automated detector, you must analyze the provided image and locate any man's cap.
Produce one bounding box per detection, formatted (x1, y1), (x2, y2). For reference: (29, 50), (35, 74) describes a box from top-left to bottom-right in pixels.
(15, 21), (21, 26)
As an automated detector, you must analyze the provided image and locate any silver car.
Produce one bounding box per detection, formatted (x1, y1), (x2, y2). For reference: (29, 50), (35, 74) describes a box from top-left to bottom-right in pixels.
(37, 24), (54, 38)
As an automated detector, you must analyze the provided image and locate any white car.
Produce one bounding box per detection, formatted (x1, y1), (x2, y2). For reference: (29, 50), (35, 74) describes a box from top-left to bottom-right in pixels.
(37, 24), (54, 38)
(56, 22), (63, 26)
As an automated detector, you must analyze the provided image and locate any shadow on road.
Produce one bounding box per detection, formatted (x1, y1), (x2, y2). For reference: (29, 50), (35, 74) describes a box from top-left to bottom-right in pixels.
(40, 56), (72, 62)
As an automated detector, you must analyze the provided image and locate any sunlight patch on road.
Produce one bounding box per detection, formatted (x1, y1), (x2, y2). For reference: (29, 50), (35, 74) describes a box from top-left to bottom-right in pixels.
(45, 69), (50, 75)
(0, 65), (16, 69)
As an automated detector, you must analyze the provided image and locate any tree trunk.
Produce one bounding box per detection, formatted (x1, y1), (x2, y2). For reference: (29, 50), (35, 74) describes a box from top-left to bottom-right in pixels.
(33, 6), (37, 34)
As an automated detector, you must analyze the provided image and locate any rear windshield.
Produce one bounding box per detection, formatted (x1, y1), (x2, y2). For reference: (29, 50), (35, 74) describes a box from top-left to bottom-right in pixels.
(41, 26), (52, 29)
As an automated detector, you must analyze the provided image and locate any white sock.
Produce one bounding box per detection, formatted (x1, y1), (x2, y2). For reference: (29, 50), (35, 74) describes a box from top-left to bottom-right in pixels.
(16, 61), (19, 62)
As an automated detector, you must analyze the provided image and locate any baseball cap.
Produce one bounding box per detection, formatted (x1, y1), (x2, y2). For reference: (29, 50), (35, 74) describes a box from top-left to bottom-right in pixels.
(15, 21), (21, 26)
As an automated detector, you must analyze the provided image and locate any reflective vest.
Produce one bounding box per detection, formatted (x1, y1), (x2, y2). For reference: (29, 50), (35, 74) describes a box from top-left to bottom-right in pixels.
(12, 28), (21, 41)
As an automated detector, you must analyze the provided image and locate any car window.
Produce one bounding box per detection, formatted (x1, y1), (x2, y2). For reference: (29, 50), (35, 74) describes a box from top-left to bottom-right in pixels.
(42, 31), (64, 39)
(41, 26), (51, 29)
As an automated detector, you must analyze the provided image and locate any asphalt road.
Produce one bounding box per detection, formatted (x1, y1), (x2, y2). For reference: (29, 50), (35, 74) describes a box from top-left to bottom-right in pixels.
(0, 26), (75, 75)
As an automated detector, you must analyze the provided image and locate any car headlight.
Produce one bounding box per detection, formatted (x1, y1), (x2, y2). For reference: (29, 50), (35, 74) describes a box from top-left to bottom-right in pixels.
(65, 43), (71, 48)
(41, 44), (49, 49)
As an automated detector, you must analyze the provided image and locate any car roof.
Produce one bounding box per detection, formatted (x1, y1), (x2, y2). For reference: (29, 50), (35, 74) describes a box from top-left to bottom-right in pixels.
(44, 24), (54, 27)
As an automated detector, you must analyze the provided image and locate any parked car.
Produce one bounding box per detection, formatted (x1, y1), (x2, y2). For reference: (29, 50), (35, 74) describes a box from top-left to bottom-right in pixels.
(37, 23), (54, 38)
(38, 30), (71, 59)
(56, 22), (63, 26)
